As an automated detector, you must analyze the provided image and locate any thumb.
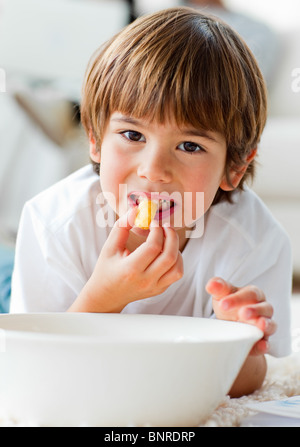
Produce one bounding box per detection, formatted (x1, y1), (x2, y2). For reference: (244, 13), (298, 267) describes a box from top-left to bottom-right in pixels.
(104, 207), (137, 255)
(205, 277), (238, 301)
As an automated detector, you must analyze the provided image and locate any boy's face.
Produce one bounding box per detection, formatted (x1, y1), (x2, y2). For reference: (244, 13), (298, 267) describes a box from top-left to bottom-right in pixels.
(90, 112), (238, 244)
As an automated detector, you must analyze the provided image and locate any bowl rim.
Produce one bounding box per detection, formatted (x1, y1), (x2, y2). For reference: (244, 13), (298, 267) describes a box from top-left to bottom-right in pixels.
(0, 312), (263, 346)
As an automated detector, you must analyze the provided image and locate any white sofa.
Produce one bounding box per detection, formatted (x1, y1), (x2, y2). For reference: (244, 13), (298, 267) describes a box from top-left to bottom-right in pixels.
(252, 26), (300, 278)
(0, 0), (129, 242)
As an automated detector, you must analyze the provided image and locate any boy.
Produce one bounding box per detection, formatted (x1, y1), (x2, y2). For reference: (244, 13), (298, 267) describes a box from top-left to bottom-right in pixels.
(10, 7), (292, 397)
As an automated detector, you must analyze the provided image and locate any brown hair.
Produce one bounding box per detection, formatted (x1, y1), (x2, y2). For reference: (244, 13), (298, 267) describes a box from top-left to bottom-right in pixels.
(81, 7), (267, 204)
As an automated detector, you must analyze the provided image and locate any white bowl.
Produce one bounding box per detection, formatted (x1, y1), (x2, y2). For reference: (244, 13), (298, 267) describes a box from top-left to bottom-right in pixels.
(0, 313), (262, 426)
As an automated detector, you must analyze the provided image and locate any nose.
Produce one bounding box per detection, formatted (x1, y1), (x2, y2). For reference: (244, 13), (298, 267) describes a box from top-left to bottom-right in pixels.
(137, 145), (172, 184)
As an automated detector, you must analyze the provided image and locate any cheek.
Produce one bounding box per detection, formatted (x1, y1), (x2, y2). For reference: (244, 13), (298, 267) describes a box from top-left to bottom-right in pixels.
(100, 141), (124, 185)
(99, 160), (116, 193)
(183, 168), (224, 218)
(99, 148), (131, 217)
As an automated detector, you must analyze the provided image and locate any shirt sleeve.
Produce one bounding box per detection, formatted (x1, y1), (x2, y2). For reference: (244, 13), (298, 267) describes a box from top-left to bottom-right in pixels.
(228, 227), (293, 358)
(10, 202), (85, 313)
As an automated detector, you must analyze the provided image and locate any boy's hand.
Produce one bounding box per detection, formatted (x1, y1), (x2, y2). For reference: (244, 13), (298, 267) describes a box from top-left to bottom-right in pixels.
(73, 208), (183, 313)
(206, 277), (277, 355)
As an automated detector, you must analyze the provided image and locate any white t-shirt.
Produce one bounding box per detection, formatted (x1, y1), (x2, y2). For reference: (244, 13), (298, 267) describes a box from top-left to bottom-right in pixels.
(10, 164), (292, 357)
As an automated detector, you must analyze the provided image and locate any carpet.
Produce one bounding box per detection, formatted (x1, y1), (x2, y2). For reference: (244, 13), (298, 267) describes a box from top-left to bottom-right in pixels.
(201, 353), (300, 427)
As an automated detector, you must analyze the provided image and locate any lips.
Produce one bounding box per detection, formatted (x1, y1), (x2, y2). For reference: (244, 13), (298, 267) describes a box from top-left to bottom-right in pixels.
(128, 192), (175, 219)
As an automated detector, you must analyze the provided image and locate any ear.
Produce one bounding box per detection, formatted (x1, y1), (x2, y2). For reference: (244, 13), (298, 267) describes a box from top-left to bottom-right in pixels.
(89, 129), (101, 163)
(220, 148), (257, 191)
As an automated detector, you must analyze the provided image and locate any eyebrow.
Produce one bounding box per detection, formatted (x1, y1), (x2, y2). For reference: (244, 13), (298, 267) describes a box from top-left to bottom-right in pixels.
(180, 128), (218, 143)
(111, 115), (219, 143)
(111, 116), (144, 127)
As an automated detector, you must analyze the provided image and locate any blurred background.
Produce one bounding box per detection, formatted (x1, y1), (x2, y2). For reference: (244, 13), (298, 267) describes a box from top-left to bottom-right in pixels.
(0, 0), (299, 312)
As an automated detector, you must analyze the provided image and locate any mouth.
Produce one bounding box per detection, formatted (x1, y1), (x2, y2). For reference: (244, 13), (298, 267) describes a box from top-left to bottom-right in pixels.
(128, 193), (176, 220)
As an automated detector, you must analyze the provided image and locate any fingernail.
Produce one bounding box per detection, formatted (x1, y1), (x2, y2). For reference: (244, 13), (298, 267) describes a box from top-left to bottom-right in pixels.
(150, 219), (159, 228)
(250, 286), (264, 301)
(214, 278), (226, 286)
(120, 210), (135, 228)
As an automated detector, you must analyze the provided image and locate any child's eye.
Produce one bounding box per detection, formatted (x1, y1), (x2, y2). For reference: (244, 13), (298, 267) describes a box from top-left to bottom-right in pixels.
(121, 130), (146, 142)
(178, 141), (205, 153)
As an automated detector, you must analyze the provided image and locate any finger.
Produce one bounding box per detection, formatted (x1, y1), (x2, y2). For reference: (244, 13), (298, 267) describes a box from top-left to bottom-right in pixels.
(238, 302), (273, 321)
(117, 206), (138, 229)
(218, 286), (265, 311)
(205, 277), (238, 300)
(240, 311), (277, 335)
(238, 306), (277, 344)
(104, 207), (137, 255)
(250, 338), (270, 356)
(148, 225), (180, 274)
(157, 251), (184, 289)
(155, 226), (184, 287)
(127, 224), (165, 270)
(255, 317), (277, 337)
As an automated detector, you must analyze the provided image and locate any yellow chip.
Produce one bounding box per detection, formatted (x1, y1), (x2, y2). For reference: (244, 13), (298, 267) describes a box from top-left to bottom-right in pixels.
(134, 199), (158, 229)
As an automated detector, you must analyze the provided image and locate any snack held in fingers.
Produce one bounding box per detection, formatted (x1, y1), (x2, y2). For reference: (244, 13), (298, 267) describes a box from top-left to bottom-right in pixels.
(134, 199), (158, 229)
